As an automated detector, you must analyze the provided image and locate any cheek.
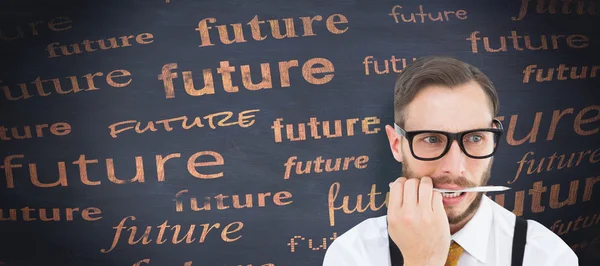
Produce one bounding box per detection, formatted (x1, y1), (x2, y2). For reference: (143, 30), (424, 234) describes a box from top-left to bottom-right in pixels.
(465, 160), (490, 181)
(405, 158), (437, 176)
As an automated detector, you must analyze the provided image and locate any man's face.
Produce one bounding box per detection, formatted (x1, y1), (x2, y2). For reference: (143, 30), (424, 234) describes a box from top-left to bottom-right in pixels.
(385, 80), (495, 225)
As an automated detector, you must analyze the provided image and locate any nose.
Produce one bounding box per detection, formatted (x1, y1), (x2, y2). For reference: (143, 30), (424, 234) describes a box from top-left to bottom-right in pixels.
(438, 140), (466, 176)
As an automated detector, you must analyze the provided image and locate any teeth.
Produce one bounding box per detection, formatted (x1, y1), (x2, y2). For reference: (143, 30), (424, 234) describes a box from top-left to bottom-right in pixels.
(441, 192), (462, 198)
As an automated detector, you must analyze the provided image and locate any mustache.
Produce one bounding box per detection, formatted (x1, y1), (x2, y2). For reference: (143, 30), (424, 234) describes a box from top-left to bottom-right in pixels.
(429, 175), (478, 188)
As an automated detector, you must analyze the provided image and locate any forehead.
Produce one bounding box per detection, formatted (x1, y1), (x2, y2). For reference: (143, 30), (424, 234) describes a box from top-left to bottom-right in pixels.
(403, 81), (493, 132)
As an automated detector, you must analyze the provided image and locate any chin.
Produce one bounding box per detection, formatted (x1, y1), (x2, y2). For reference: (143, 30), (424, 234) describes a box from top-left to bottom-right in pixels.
(446, 192), (482, 224)
(447, 211), (468, 225)
(445, 206), (464, 220)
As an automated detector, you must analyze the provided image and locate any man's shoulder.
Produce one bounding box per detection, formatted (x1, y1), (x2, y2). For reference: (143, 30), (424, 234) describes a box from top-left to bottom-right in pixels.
(486, 197), (569, 244)
(523, 218), (579, 264)
(333, 215), (388, 245)
(486, 197), (579, 264)
(524, 218), (578, 259)
(323, 215), (389, 265)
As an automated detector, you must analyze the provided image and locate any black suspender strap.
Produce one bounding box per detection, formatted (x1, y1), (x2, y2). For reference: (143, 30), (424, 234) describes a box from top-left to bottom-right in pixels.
(389, 234), (403, 266)
(511, 216), (528, 266)
(387, 216), (529, 266)
(387, 218), (404, 266)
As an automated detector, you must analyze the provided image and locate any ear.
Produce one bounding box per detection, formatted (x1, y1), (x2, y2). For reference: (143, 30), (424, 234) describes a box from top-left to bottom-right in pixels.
(385, 124), (404, 163)
(493, 118), (503, 129)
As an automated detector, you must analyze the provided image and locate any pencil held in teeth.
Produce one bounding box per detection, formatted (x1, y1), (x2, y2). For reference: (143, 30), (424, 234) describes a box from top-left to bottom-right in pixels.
(433, 186), (511, 193)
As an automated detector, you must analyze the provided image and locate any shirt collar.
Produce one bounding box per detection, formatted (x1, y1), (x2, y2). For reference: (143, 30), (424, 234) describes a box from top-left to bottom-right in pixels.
(451, 195), (493, 264)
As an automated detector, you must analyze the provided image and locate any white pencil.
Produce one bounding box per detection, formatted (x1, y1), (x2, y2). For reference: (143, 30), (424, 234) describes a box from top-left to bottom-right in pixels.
(433, 186), (511, 193)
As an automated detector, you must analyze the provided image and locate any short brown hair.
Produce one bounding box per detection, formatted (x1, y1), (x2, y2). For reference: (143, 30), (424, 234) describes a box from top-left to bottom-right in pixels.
(393, 55), (499, 127)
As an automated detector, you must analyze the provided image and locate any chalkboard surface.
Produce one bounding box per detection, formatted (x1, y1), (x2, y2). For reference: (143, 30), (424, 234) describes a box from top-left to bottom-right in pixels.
(1, 0), (599, 265)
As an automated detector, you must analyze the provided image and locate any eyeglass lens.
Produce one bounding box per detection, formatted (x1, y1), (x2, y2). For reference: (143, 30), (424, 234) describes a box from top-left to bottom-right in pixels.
(412, 131), (497, 159)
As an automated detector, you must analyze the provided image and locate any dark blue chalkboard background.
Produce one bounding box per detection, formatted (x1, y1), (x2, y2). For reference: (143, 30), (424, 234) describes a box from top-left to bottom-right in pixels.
(1, 0), (599, 265)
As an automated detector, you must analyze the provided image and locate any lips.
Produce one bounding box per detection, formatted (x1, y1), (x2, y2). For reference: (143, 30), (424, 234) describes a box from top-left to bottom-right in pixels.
(441, 191), (462, 198)
(435, 185), (469, 205)
(435, 184), (466, 190)
(441, 191), (467, 205)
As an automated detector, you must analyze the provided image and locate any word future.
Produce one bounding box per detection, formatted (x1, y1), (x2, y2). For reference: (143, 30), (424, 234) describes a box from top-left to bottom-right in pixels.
(1, 69), (131, 102)
(513, 0), (597, 21)
(157, 59), (334, 99)
(522, 64), (599, 83)
(0, 16), (72, 42)
(101, 216), (243, 253)
(47, 32), (154, 58)
(271, 116), (380, 143)
(174, 189), (293, 212)
(196, 14), (348, 47)
(363, 56), (417, 75)
(1, 122), (70, 141)
(1, 150), (225, 189)
(283, 154), (369, 179)
(0, 206), (102, 222)
(388, 5), (467, 23)
(108, 109), (259, 138)
(466, 31), (589, 53)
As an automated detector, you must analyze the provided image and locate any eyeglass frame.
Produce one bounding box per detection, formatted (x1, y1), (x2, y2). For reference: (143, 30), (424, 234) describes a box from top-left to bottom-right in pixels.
(394, 119), (504, 161)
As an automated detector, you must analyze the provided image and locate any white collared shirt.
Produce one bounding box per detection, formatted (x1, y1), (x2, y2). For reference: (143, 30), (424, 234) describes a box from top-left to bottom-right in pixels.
(322, 196), (579, 266)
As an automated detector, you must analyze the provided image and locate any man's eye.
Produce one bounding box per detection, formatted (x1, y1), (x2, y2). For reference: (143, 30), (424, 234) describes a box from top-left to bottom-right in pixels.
(468, 135), (483, 142)
(424, 136), (439, 143)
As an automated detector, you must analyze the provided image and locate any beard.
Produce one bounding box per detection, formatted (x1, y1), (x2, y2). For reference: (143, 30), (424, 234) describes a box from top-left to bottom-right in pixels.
(401, 158), (493, 225)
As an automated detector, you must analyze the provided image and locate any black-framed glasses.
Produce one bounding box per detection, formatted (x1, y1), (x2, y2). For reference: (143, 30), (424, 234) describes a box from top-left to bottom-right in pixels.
(394, 119), (504, 161)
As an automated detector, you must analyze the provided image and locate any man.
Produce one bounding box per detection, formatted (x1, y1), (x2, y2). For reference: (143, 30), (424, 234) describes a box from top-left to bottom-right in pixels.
(322, 56), (578, 266)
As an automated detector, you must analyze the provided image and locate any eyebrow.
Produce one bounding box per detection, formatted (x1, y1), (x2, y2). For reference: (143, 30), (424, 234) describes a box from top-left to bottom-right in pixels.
(403, 123), (493, 132)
